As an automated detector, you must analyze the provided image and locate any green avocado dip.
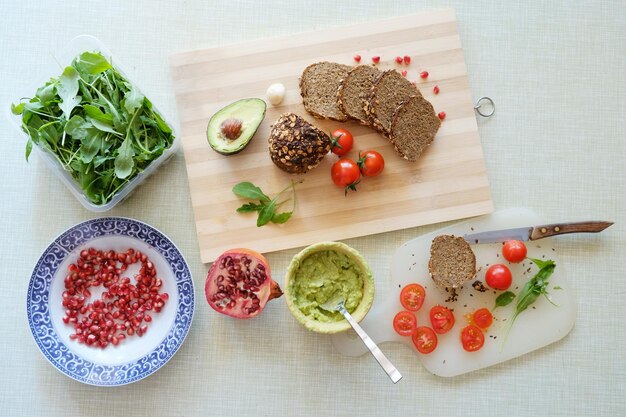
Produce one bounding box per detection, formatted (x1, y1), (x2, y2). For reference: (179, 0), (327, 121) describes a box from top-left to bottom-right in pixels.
(290, 249), (365, 322)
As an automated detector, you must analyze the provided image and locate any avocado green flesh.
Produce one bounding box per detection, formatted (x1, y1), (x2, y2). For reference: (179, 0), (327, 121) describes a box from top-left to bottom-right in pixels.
(206, 98), (266, 154)
(290, 250), (364, 323)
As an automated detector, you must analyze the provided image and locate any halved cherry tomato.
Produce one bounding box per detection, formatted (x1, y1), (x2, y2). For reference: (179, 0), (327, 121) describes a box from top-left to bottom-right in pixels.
(393, 311), (417, 336)
(400, 283), (426, 312)
(330, 129), (354, 156)
(412, 326), (438, 354)
(461, 325), (485, 352)
(485, 264), (513, 290)
(357, 150), (385, 177)
(502, 240), (527, 263)
(472, 308), (493, 329)
(331, 158), (360, 195)
(429, 305), (455, 334)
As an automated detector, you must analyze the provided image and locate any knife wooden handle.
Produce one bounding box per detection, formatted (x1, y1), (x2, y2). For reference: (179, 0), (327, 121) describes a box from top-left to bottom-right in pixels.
(530, 221), (614, 240)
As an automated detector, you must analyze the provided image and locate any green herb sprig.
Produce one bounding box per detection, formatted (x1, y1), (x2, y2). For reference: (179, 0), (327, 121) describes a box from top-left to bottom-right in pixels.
(501, 258), (557, 348)
(233, 181), (300, 227)
(12, 52), (174, 205)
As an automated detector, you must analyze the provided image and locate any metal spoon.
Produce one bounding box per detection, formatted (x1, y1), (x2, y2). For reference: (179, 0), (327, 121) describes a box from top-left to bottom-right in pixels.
(321, 294), (402, 384)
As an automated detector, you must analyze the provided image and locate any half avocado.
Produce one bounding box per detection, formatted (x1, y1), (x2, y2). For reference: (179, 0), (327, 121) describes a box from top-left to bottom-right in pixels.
(206, 98), (266, 155)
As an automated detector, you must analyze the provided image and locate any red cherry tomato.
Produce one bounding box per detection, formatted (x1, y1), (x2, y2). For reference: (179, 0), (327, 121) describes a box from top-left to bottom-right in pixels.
(502, 240), (527, 263)
(400, 283), (426, 312)
(357, 150), (385, 177)
(330, 129), (354, 156)
(472, 308), (493, 329)
(392, 311), (417, 337)
(429, 305), (455, 334)
(412, 326), (438, 354)
(331, 158), (360, 195)
(485, 264), (513, 290)
(461, 324), (485, 352)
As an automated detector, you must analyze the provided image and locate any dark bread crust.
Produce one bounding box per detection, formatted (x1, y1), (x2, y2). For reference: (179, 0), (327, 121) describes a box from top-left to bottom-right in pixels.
(364, 70), (422, 136)
(428, 235), (476, 289)
(300, 62), (351, 122)
(336, 65), (381, 125)
(389, 95), (441, 161)
(268, 112), (331, 174)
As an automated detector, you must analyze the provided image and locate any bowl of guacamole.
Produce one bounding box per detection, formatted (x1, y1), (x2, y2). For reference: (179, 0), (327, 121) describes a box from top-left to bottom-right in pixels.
(285, 242), (375, 334)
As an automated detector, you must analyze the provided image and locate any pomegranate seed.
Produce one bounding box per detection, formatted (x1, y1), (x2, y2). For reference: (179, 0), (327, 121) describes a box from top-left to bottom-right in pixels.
(401, 70), (407, 77)
(62, 316), (69, 324)
(140, 325), (148, 334)
(111, 336), (119, 346)
(403, 55), (411, 64)
(420, 71), (429, 79)
(144, 314), (152, 322)
(372, 56), (380, 64)
(433, 85), (440, 94)
(127, 327), (135, 336)
(438, 111), (446, 120)
(395, 56), (403, 64)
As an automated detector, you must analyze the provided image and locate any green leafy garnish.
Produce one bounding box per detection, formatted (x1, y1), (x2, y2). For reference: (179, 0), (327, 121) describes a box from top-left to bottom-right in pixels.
(11, 51), (175, 205)
(494, 291), (516, 309)
(502, 258), (557, 348)
(233, 181), (300, 227)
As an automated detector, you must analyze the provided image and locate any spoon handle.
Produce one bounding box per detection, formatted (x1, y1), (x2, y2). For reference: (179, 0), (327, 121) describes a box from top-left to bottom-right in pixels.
(338, 305), (402, 384)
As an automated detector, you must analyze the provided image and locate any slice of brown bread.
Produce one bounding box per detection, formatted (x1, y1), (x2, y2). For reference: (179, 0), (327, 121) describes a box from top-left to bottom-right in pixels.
(389, 95), (441, 161)
(364, 70), (422, 135)
(428, 235), (476, 289)
(300, 62), (351, 121)
(336, 65), (382, 124)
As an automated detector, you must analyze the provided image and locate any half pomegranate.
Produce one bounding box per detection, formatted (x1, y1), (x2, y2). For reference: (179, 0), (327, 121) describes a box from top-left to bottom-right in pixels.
(205, 248), (282, 319)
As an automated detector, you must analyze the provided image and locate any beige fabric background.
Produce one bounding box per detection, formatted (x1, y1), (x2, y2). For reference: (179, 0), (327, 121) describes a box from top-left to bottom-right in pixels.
(1, 0), (624, 416)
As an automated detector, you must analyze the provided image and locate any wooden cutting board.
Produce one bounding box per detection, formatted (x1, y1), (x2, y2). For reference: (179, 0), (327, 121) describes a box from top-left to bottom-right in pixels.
(330, 208), (576, 377)
(170, 8), (493, 263)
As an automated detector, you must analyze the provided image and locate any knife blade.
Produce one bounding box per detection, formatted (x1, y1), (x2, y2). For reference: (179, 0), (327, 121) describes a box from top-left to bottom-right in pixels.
(463, 221), (614, 244)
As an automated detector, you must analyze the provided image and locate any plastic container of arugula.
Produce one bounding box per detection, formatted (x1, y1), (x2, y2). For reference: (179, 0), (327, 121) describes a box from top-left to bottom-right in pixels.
(7, 35), (178, 212)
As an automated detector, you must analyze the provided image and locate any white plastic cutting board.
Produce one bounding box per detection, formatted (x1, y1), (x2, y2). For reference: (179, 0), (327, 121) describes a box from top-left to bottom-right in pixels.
(330, 208), (576, 377)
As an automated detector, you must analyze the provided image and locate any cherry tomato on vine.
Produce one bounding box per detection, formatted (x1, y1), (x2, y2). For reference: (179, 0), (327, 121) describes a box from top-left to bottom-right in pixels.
(412, 326), (438, 354)
(472, 308), (493, 329)
(330, 129), (354, 156)
(429, 305), (455, 334)
(400, 283), (426, 312)
(502, 240), (527, 263)
(357, 150), (385, 177)
(393, 311), (417, 336)
(485, 264), (513, 290)
(331, 158), (360, 195)
(461, 325), (485, 352)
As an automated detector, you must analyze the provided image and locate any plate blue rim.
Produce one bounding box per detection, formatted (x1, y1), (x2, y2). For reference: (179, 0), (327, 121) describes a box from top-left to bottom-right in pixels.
(26, 217), (195, 386)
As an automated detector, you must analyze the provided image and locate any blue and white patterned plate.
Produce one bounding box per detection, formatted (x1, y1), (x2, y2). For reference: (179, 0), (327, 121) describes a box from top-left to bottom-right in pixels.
(27, 217), (194, 386)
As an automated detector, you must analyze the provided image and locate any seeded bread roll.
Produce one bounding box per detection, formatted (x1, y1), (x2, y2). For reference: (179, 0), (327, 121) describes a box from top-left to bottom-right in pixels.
(337, 65), (382, 124)
(365, 70), (422, 135)
(389, 95), (441, 161)
(300, 62), (351, 121)
(428, 235), (476, 289)
(268, 112), (331, 175)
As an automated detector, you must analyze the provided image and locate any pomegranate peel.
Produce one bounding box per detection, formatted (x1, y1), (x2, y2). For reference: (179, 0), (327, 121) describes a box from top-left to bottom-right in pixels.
(205, 248), (282, 319)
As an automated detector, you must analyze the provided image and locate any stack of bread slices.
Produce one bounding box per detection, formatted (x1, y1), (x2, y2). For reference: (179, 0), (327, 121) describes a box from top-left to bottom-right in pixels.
(299, 61), (441, 162)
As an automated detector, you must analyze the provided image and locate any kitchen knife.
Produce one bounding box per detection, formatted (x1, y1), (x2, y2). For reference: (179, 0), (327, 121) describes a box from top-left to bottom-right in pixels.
(463, 221), (613, 244)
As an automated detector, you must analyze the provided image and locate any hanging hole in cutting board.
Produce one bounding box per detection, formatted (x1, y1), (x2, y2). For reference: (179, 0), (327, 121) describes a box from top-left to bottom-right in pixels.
(474, 96), (495, 118)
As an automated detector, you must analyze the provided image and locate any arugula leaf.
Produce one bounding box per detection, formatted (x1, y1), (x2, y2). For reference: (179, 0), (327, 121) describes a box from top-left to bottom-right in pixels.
(236, 202), (263, 213)
(36, 82), (57, 103)
(114, 136), (135, 179)
(257, 200), (276, 226)
(123, 82), (144, 114)
(74, 52), (112, 75)
(57, 66), (81, 118)
(271, 211), (293, 224)
(11, 102), (25, 115)
(83, 104), (113, 124)
(232, 182), (271, 203)
(80, 131), (104, 163)
(64, 115), (90, 140)
(494, 291), (516, 309)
